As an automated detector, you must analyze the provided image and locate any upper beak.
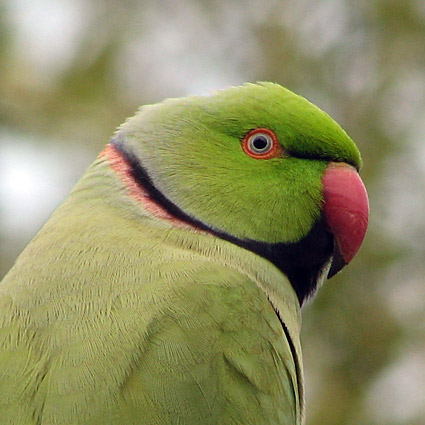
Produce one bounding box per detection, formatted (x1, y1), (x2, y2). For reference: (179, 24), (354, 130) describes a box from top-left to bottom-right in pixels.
(322, 162), (369, 278)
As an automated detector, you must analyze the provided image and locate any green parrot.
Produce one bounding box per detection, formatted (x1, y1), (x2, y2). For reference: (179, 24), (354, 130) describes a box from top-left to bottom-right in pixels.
(0, 82), (369, 425)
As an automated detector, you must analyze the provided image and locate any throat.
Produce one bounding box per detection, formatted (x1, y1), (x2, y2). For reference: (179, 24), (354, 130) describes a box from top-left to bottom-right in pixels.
(102, 138), (334, 305)
(232, 219), (334, 304)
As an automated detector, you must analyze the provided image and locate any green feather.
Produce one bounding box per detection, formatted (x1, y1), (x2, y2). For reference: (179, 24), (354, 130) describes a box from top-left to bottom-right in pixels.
(0, 82), (362, 424)
(121, 82), (360, 242)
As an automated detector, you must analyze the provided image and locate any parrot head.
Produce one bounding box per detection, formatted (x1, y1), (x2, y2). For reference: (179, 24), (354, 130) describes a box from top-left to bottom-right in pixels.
(107, 82), (369, 304)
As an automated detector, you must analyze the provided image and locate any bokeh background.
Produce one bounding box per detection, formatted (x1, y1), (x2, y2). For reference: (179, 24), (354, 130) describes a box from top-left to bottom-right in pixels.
(1, 1), (424, 424)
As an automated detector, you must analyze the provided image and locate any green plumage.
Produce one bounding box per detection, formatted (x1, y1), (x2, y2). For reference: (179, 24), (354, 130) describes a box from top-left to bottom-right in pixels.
(0, 83), (361, 424)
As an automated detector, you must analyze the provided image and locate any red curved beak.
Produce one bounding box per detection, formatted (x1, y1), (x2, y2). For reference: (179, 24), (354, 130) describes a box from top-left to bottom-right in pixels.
(322, 162), (369, 278)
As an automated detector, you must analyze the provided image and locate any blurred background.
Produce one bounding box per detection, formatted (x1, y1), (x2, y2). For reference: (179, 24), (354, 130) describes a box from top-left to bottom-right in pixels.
(1, 0), (424, 423)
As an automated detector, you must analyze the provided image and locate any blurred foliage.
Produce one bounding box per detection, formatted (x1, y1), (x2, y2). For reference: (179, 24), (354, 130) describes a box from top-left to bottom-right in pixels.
(1, 1), (425, 424)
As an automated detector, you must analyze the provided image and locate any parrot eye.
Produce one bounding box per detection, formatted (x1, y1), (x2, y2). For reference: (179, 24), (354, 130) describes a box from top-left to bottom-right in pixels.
(242, 128), (282, 159)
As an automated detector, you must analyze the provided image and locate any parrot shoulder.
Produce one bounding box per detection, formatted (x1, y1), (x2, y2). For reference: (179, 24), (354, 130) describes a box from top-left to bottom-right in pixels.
(0, 261), (302, 425)
(115, 263), (302, 425)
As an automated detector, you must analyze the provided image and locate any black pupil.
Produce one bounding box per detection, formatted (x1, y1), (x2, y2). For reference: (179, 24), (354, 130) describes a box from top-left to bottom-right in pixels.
(252, 135), (269, 150)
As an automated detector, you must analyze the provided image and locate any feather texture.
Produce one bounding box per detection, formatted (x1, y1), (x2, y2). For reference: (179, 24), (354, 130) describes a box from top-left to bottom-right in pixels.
(0, 82), (367, 424)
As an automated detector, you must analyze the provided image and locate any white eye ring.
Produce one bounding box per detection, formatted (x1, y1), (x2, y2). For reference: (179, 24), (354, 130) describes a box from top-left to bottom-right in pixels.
(248, 132), (273, 154)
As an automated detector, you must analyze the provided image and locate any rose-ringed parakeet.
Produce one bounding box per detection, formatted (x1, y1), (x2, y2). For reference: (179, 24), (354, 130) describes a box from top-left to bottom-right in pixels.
(0, 83), (368, 425)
